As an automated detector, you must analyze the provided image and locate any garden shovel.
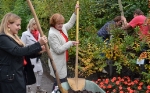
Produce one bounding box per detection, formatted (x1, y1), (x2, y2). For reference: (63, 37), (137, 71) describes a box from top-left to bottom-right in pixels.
(67, 1), (85, 91)
(26, 0), (68, 93)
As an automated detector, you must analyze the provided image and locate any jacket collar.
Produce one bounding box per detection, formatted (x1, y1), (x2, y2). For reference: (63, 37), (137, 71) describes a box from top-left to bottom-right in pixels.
(26, 29), (38, 42)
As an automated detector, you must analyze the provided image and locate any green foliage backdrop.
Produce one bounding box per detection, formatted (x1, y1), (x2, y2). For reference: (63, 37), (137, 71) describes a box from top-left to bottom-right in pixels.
(0, 0), (150, 81)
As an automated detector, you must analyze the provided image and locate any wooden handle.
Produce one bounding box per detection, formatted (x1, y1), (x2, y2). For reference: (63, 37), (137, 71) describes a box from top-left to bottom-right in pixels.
(75, 0), (79, 80)
(26, 0), (67, 92)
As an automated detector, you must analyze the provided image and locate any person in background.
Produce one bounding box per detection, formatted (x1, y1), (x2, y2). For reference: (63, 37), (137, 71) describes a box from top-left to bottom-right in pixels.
(97, 16), (122, 41)
(48, 4), (79, 91)
(0, 13), (47, 93)
(97, 16), (122, 73)
(121, 9), (149, 39)
(121, 9), (149, 73)
(21, 18), (47, 93)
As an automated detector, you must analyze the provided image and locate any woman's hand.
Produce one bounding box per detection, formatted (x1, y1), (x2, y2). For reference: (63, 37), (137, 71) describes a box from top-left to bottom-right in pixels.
(72, 41), (79, 46)
(38, 36), (47, 45)
(39, 45), (46, 54)
(74, 4), (79, 15)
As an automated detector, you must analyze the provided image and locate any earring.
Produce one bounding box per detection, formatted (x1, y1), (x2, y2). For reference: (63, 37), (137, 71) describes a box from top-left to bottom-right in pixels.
(8, 28), (10, 31)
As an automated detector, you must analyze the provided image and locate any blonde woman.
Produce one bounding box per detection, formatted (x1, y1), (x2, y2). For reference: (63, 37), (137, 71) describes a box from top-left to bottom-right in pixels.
(21, 18), (46, 93)
(0, 13), (47, 93)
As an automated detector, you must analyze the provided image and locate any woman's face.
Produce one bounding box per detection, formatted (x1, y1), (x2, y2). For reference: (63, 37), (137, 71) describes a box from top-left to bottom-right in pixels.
(55, 22), (63, 31)
(33, 23), (38, 30)
(8, 19), (21, 35)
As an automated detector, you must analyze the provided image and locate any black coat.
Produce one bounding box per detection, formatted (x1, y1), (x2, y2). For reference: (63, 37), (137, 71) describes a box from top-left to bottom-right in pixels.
(24, 54), (41, 85)
(0, 34), (42, 93)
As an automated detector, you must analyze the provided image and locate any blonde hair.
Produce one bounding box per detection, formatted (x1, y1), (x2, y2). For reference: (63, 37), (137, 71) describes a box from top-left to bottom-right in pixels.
(27, 18), (36, 31)
(50, 13), (65, 27)
(0, 13), (24, 46)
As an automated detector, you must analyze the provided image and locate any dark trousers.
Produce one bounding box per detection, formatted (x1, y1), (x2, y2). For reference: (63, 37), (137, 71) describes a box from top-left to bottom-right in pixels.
(52, 77), (67, 91)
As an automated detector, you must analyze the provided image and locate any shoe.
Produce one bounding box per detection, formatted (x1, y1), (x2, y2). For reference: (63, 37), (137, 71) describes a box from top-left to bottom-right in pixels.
(102, 69), (108, 74)
(27, 87), (33, 93)
(36, 86), (47, 93)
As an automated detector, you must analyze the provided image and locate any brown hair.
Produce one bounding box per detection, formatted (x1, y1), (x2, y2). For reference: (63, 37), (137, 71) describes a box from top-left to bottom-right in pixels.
(49, 13), (65, 27)
(134, 9), (144, 15)
(0, 13), (24, 46)
(113, 16), (121, 22)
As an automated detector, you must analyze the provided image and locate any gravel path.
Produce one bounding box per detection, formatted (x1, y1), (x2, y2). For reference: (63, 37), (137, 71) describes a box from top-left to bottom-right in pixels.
(27, 72), (54, 93)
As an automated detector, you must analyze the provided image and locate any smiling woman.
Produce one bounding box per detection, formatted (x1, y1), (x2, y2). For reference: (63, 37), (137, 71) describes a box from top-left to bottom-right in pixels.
(0, 13), (47, 93)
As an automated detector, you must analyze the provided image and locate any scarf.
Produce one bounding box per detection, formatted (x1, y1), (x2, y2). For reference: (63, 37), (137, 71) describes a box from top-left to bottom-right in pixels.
(60, 30), (69, 62)
(23, 57), (27, 65)
(31, 30), (39, 41)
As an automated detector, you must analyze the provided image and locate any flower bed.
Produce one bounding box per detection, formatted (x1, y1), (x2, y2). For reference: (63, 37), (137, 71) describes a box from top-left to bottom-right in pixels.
(93, 76), (150, 93)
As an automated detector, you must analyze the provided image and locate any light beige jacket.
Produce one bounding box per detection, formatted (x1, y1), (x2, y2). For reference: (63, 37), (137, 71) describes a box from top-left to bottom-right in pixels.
(48, 13), (76, 79)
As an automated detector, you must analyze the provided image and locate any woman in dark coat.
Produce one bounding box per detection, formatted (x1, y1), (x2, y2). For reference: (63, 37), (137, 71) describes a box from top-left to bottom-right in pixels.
(0, 13), (47, 93)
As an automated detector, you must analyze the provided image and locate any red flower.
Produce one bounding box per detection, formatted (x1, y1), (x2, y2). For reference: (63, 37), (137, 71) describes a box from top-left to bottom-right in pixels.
(96, 76), (147, 92)
(113, 89), (116, 92)
(97, 78), (101, 81)
(121, 78), (124, 82)
(129, 89), (134, 93)
(120, 91), (124, 93)
(134, 79), (139, 84)
(146, 90), (150, 93)
(113, 77), (117, 81)
(105, 79), (109, 84)
(116, 81), (120, 85)
(139, 82), (143, 86)
(147, 85), (150, 90)
(138, 86), (142, 90)
(119, 85), (122, 90)
(102, 85), (106, 89)
(130, 81), (134, 85)
(100, 82), (103, 85)
(124, 81), (128, 85)
(107, 84), (112, 88)
(127, 87), (131, 91)
(127, 83), (131, 86)
(111, 79), (115, 82)
(95, 81), (98, 84)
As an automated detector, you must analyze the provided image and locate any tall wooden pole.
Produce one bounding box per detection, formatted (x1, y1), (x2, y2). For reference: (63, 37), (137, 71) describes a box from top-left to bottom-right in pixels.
(75, 0), (79, 88)
(118, 0), (124, 17)
(118, 0), (125, 26)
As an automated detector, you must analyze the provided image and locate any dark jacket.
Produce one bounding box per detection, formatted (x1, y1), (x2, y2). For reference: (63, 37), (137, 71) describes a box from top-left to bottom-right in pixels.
(97, 21), (115, 40)
(24, 54), (41, 85)
(0, 34), (42, 93)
